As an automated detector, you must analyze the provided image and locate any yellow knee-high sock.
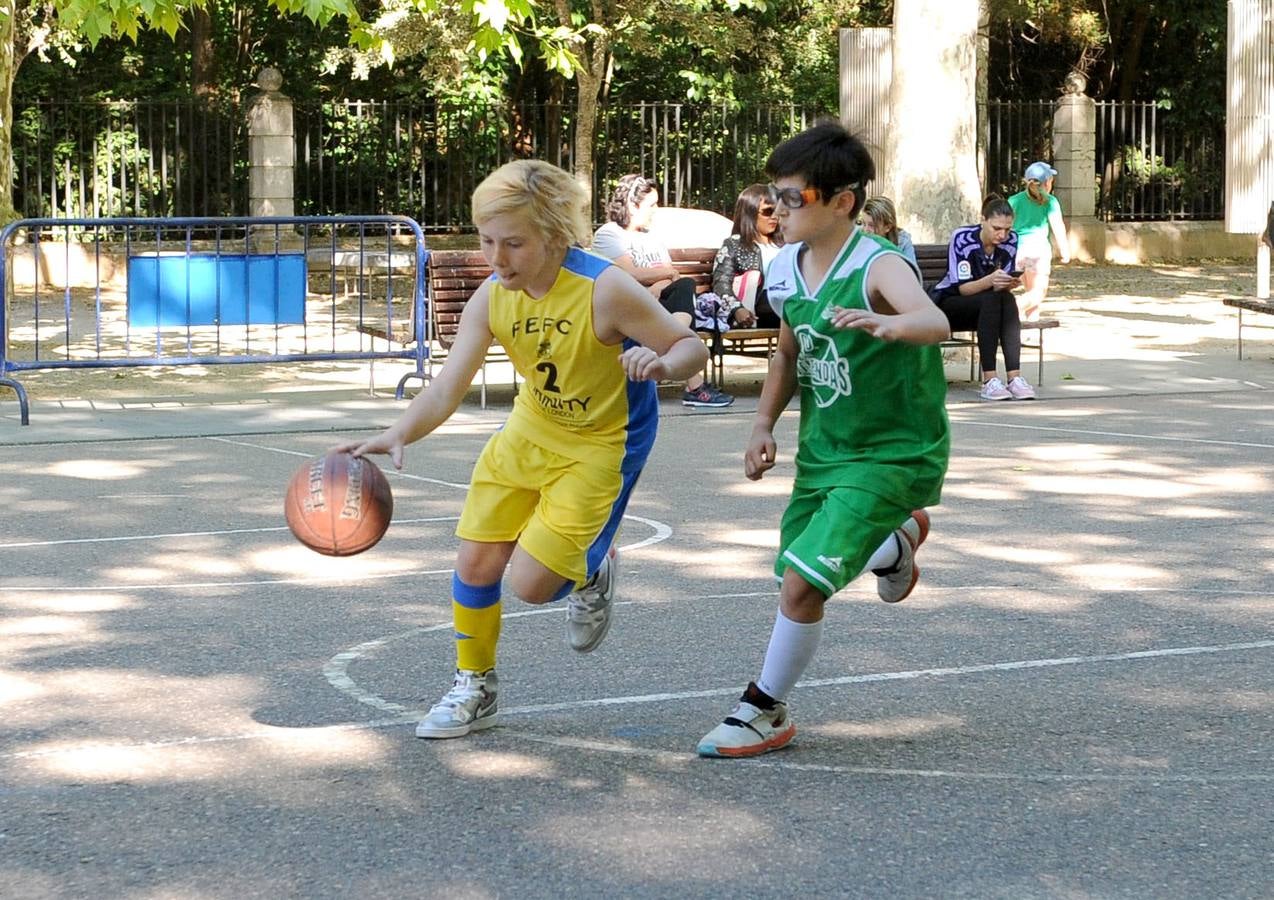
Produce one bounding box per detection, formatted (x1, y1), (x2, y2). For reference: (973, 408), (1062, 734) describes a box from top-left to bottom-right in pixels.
(452, 573), (502, 673)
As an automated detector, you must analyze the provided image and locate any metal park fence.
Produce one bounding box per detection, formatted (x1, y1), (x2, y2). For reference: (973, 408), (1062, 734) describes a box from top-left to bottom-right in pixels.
(0, 215), (428, 425)
(12, 97), (1224, 226)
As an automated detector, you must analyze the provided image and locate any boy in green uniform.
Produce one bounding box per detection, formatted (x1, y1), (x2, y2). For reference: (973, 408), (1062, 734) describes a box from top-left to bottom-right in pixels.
(698, 121), (952, 758)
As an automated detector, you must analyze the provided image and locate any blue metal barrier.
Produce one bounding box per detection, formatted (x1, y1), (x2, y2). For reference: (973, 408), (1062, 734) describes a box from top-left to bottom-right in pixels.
(0, 215), (431, 425)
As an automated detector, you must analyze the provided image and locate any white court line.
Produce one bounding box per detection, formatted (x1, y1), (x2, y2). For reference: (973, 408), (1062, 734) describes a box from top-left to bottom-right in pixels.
(505, 732), (1274, 784)
(954, 418), (1274, 451)
(1, 568), (455, 592)
(0, 517), (459, 550)
(208, 436), (472, 489)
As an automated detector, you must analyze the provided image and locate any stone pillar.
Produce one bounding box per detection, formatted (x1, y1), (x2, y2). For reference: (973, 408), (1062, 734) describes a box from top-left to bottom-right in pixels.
(1052, 72), (1102, 261)
(886, 0), (982, 244)
(839, 28), (893, 184)
(1226, 0), (1274, 234)
(1053, 73), (1096, 219)
(246, 68), (294, 217)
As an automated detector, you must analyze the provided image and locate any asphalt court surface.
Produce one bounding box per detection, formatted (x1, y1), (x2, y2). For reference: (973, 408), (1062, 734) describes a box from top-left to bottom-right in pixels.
(3, 390), (1274, 898)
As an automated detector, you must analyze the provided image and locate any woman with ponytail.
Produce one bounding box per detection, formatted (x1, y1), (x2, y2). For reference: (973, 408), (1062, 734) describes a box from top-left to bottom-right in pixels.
(929, 195), (1033, 400)
(1008, 161), (1071, 321)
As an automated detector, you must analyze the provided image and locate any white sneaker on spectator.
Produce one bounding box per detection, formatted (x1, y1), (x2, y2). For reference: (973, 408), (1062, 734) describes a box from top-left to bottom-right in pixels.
(1006, 376), (1036, 400)
(980, 377), (1012, 401)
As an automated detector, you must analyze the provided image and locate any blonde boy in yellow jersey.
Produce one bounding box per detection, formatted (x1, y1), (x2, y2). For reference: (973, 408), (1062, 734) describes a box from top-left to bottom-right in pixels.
(340, 160), (708, 739)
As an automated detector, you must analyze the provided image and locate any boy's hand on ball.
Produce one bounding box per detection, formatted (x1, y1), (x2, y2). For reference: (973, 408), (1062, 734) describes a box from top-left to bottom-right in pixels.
(333, 432), (405, 470)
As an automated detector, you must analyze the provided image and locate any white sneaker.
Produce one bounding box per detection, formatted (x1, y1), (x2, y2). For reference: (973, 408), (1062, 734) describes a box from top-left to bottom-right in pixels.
(875, 509), (930, 603)
(980, 377), (1012, 401)
(1006, 376), (1036, 400)
(697, 697), (796, 758)
(566, 546), (617, 653)
(415, 669), (498, 739)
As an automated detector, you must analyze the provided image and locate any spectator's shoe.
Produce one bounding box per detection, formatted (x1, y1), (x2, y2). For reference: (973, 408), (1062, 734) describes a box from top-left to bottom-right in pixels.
(698, 691), (796, 758)
(1006, 376), (1036, 400)
(415, 669), (498, 739)
(980, 377), (1012, 401)
(874, 509), (930, 603)
(567, 545), (617, 652)
(682, 382), (734, 408)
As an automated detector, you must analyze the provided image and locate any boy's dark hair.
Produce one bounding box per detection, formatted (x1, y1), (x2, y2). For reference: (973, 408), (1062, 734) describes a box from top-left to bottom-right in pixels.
(981, 194), (1013, 219)
(765, 120), (874, 217)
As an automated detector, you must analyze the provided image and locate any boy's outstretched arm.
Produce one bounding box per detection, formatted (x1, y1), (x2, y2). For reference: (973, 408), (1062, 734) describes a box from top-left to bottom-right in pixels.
(335, 285), (496, 469)
(594, 267), (708, 383)
(832, 254), (951, 344)
(745, 322), (798, 481)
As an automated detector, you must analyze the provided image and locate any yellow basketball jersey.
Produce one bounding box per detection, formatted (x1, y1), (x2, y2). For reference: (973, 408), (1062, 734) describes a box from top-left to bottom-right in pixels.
(488, 247), (658, 471)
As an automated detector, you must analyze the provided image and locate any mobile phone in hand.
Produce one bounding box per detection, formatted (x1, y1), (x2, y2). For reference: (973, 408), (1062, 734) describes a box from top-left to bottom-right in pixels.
(1009, 269), (1024, 278)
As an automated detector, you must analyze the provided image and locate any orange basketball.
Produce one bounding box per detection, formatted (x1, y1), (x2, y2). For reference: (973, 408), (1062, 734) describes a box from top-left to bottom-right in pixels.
(284, 452), (393, 556)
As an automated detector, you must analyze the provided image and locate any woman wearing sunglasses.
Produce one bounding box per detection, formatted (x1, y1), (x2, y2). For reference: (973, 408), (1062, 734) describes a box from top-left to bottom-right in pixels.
(710, 184), (786, 328)
(592, 174), (734, 408)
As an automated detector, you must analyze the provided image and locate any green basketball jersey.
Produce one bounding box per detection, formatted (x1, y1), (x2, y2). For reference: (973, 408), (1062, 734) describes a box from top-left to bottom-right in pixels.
(766, 230), (950, 505)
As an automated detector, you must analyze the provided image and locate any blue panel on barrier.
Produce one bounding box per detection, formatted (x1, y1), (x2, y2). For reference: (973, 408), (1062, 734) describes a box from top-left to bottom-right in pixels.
(127, 253), (307, 327)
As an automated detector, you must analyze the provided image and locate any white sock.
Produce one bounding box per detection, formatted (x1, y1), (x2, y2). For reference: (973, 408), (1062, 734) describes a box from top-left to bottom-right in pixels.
(863, 531), (902, 576)
(756, 611), (824, 702)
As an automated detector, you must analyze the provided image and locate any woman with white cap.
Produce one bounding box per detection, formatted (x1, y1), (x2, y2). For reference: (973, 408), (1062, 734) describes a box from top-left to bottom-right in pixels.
(1008, 161), (1071, 321)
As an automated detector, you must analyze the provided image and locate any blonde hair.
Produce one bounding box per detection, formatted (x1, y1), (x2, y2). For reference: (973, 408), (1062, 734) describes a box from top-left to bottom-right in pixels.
(471, 160), (591, 249)
(862, 196), (900, 244)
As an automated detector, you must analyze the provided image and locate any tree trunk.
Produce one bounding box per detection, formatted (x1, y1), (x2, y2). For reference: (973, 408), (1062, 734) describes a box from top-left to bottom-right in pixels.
(557, 0), (610, 215)
(0, 0), (19, 222)
(887, 0), (982, 243)
(191, 7), (217, 99)
(975, 0), (990, 193)
(1115, 6), (1151, 101)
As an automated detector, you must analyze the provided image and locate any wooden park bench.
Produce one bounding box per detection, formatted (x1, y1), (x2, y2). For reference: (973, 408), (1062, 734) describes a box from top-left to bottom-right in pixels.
(378, 242), (1060, 404)
(914, 242), (1060, 385)
(418, 247), (778, 392)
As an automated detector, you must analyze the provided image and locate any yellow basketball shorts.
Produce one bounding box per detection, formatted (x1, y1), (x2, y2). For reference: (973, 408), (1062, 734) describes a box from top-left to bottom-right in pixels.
(775, 484), (911, 598)
(457, 429), (639, 585)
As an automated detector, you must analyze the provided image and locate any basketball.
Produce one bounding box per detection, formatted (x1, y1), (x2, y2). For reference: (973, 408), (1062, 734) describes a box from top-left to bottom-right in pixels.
(284, 452), (393, 556)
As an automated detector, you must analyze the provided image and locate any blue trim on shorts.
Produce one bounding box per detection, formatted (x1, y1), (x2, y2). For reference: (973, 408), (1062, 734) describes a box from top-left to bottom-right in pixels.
(452, 572), (502, 609)
(582, 467), (641, 578)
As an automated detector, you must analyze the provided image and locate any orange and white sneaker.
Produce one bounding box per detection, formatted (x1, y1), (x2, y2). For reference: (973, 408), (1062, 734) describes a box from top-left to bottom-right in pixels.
(697, 695), (796, 759)
(875, 509), (930, 603)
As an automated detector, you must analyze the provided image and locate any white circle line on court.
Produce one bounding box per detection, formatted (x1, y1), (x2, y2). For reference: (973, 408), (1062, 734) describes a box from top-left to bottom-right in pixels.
(0, 514), (672, 592)
(10, 637), (1274, 787)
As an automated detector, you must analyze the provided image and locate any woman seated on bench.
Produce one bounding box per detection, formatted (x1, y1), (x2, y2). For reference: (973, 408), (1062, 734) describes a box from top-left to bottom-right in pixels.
(929, 196), (1035, 401)
(859, 196), (917, 267)
(710, 184), (784, 328)
(592, 174), (734, 409)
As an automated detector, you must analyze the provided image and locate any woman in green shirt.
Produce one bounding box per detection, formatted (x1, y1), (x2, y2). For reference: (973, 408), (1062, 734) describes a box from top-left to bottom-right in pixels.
(1008, 161), (1071, 321)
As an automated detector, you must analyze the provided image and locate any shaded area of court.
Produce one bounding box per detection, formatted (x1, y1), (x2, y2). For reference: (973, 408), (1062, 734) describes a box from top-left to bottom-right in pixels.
(2, 390), (1272, 899)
